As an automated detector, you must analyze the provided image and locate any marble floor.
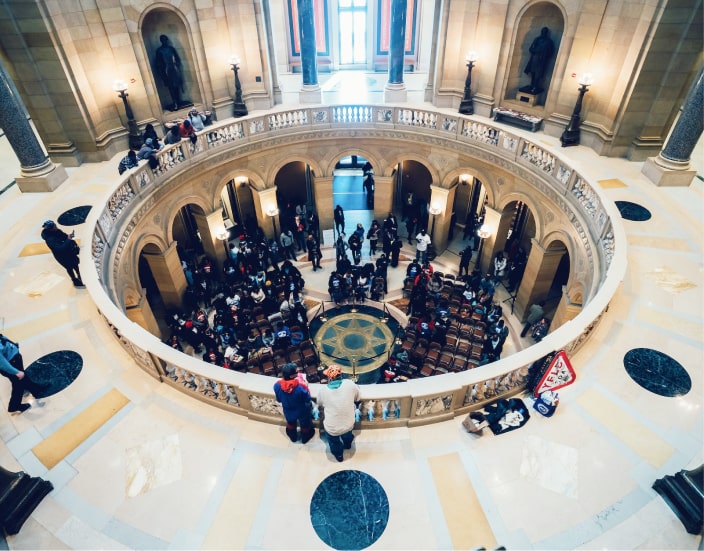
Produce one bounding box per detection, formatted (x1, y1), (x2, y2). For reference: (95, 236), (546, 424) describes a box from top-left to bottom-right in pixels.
(0, 85), (702, 550)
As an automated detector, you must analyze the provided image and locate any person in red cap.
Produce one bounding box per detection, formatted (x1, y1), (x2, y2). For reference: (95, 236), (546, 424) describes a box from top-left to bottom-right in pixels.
(273, 363), (315, 444)
(316, 364), (360, 462)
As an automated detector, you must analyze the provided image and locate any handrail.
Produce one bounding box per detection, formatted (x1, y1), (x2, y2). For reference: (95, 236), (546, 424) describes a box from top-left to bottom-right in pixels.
(82, 104), (627, 427)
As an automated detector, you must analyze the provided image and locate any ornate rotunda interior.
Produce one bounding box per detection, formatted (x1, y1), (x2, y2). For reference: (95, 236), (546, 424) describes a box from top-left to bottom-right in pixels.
(0, 1), (702, 549)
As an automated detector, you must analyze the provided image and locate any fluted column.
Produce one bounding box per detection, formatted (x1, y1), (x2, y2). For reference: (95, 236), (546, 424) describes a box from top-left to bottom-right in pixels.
(384, 0), (408, 103)
(297, 0), (321, 103)
(0, 59), (67, 192)
(642, 67), (703, 187)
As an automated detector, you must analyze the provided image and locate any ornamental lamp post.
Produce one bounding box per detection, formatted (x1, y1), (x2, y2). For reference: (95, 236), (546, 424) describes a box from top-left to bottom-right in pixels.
(458, 51), (478, 115)
(560, 73), (594, 147)
(228, 55), (248, 117)
(113, 79), (142, 150)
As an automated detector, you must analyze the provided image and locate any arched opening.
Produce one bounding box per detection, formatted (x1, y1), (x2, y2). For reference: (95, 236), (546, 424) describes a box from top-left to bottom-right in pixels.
(449, 174), (487, 250)
(275, 161), (311, 243)
(505, 2), (564, 107)
(141, 8), (201, 112)
(397, 160), (433, 237)
(332, 155), (375, 240)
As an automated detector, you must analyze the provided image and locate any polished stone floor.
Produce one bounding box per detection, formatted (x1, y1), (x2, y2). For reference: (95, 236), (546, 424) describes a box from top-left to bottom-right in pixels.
(0, 82), (702, 549)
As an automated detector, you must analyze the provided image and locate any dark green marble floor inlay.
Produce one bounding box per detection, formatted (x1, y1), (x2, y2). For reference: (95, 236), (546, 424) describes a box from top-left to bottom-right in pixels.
(310, 470), (389, 550)
(623, 348), (690, 397)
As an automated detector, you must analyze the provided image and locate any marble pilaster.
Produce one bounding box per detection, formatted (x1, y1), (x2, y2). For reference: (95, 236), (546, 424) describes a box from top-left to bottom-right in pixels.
(373, 176), (395, 221)
(126, 287), (162, 339)
(428, 184), (456, 254)
(192, 210), (228, 269)
(142, 242), (187, 311)
(251, 186), (279, 240)
(312, 176), (333, 232)
(476, 206), (501, 274)
(515, 239), (567, 320)
(549, 287), (582, 332)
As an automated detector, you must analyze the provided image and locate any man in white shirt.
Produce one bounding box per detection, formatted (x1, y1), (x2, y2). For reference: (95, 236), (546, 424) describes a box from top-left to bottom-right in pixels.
(316, 365), (360, 462)
(415, 228), (432, 264)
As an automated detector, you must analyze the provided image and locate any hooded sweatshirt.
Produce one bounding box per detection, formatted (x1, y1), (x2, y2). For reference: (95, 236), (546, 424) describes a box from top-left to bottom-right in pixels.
(273, 377), (312, 423)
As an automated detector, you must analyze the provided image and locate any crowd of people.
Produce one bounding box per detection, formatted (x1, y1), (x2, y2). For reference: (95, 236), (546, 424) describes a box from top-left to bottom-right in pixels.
(117, 108), (209, 174)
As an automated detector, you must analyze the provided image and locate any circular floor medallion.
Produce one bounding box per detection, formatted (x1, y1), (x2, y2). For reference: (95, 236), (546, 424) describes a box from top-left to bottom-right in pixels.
(310, 470), (389, 550)
(310, 305), (399, 379)
(57, 205), (92, 226)
(623, 348), (691, 397)
(615, 201), (651, 221)
(25, 350), (83, 398)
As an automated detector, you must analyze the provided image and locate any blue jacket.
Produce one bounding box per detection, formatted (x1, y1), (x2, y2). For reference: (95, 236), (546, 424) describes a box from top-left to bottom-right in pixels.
(0, 337), (20, 377)
(274, 379), (312, 423)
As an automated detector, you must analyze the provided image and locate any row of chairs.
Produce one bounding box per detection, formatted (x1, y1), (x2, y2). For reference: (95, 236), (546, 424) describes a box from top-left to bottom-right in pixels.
(233, 338), (320, 381)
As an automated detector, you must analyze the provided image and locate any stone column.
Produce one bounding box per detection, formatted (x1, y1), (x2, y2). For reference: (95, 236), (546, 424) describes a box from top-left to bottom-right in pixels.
(428, 185), (456, 254)
(192, 210), (228, 269)
(642, 67), (703, 187)
(313, 176), (333, 236)
(384, 0), (408, 103)
(373, 176), (395, 222)
(550, 287), (582, 332)
(297, 0), (322, 103)
(476, 206), (501, 274)
(125, 288), (162, 339)
(515, 239), (567, 320)
(142, 242), (187, 310)
(0, 59), (67, 192)
(251, 186), (279, 240)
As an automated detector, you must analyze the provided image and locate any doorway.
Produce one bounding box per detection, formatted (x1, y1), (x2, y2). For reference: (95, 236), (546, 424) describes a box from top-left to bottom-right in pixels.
(333, 155), (374, 239)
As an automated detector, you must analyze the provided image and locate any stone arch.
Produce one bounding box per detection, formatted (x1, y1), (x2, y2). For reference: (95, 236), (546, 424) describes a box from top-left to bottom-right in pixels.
(383, 153), (441, 185)
(139, 4), (205, 114)
(266, 156), (324, 184)
(494, 191), (545, 241)
(324, 149), (384, 177)
(165, 195), (211, 243)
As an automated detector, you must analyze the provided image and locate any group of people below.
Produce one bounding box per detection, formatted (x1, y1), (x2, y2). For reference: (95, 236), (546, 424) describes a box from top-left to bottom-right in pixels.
(117, 109), (209, 175)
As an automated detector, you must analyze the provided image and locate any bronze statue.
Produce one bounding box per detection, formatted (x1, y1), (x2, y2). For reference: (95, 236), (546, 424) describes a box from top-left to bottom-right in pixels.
(154, 34), (184, 111)
(522, 27), (555, 94)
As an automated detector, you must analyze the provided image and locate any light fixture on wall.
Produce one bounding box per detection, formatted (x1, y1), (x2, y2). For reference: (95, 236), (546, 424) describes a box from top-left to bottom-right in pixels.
(458, 51), (478, 115)
(561, 73), (594, 147)
(476, 223), (492, 272)
(429, 204), (442, 238)
(216, 227), (230, 256)
(113, 79), (142, 150)
(267, 206), (280, 240)
(228, 55), (248, 118)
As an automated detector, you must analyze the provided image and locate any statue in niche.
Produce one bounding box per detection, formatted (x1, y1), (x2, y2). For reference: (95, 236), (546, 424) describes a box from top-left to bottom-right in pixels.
(520, 27), (555, 95)
(154, 34), (191, 111)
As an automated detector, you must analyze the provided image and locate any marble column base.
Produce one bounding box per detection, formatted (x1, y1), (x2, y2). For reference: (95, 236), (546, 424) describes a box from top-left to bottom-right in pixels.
(15, 162), (68, 192)
(642, 156), (696, 187)
(384, 82), (407, 103)
(299, 84), (322, 104)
